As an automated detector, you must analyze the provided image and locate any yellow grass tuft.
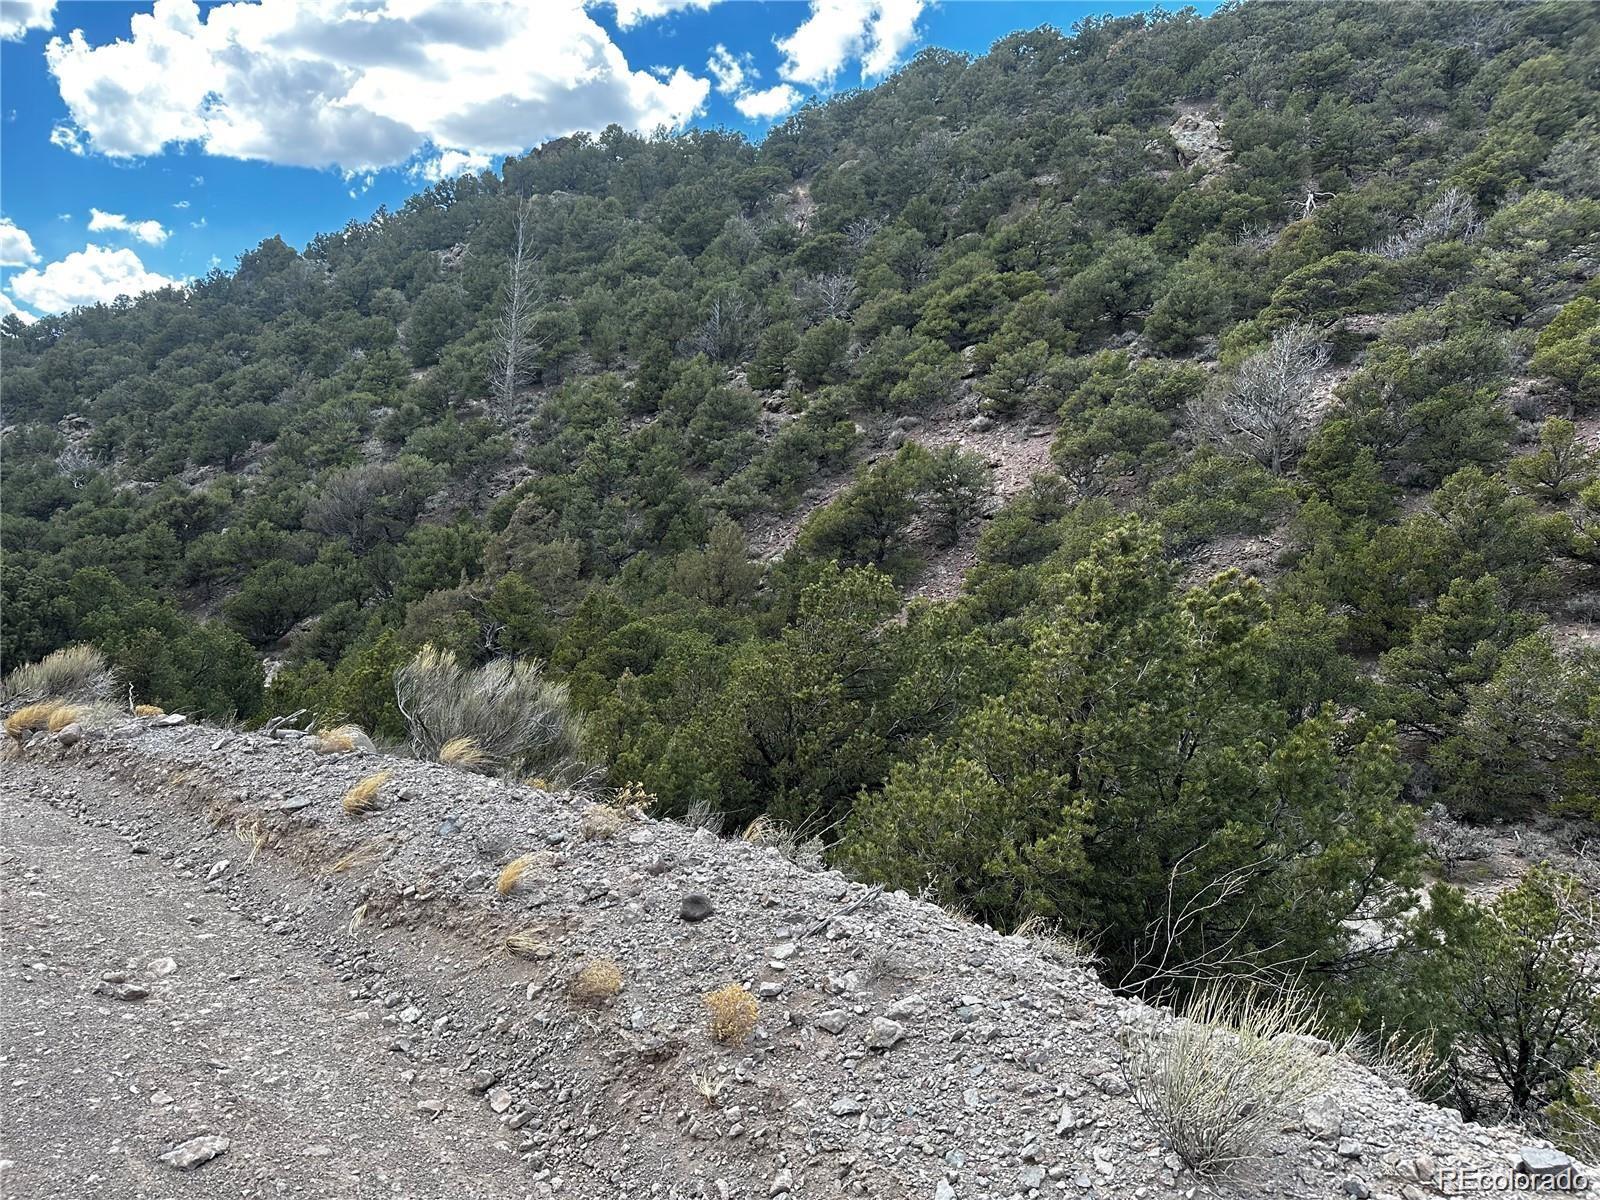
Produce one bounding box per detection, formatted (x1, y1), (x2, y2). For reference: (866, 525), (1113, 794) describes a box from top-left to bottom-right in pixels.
(341, 770), (391, 815)
(504, 930), (554, 960)
(46, 704), (83, 732)
(5, 700), (64, 739)
(439, 735), (488, 769)
(497, 853), (537, 897)
(580, 803), (624, 841)
(568, 960), (623, 1006)
(704, 983), (759, 1045)
(316, 724), (364, 754)
(134, 704), (165, 717)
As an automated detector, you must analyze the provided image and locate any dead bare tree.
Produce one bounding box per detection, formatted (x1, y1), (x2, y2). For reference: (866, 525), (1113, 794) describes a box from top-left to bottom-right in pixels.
(801, 271), (857, 321)
(1190, 323), (1331, 475)
(489, 198), (545, 423)
(689, 292), (757, 362)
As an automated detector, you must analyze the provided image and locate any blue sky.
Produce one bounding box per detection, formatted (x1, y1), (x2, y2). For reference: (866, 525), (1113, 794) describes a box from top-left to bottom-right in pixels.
(0, 0), (1217, 321)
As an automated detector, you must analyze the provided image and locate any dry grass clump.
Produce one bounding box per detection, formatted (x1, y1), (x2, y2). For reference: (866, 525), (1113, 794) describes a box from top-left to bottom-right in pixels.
(46, 704), (84, 732)
(496, 853), (538, 897)
(689, 1066), (728, 1106)
(504, 930), (554, 960)
(742, 813), (825, 870)
(1124, 985), (1331, 1175)
(1346, 1026), (1441, 1095)
(439, 735), (489, 770)
(330, 838), (391, 874)
(568, 960), (623, 1006)
(704, 983), (759, 1045)
(1015, 914), (1100, 968)
(580, 803), (624, 841)
(316, 724), (373, 754)
(2, 644), (116, 704)
(5, 700), (65, 740)
(134, 703), (165, 717)
(341, 770), (391, 815)
(395, 646), (589, 785)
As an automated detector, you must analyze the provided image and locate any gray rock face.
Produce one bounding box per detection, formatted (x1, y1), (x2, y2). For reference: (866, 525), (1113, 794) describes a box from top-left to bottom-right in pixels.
(158, 1135), (230, 1170)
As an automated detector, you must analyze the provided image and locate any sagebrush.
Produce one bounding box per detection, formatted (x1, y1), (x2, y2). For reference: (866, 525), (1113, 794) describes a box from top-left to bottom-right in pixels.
(3, 645), (116, 704)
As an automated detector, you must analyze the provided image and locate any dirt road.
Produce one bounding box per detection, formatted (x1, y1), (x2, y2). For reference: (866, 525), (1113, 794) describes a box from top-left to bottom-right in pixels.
(0, 765), (534, 1200)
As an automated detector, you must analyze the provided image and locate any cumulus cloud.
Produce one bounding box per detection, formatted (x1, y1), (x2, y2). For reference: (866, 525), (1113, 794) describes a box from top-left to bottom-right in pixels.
(0, 0), (55, 41)
(45, 0), (710, 175)
(609, 0), (719, 29)
(706, 44), (748, 95)
(412, 148), (494, 182)
(0, 216), (39, 266)
(87, 207), (170, 245)
(776, 0), (924, 88)
(7, 244), (180, 313)
(735, 84), (802, 121)
(0, 291), (36, 324)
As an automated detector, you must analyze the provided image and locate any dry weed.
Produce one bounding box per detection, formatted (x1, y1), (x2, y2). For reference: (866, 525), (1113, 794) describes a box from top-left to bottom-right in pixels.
(689, 1066), (728, 1106)
(330, 838), (391, 874)
(45, 704), (83, 732)
(341, 770), (390, 815)
(439, 735), (489, 770)
(568, 960), (623, 1005)
(5, 700), (64, 739)
(704, 983), (759, 1045)
(134, 704), (165, 717)
(497, 853), (538, 897)
(505, 930), (554, 960)
(580, 803), (624, 840)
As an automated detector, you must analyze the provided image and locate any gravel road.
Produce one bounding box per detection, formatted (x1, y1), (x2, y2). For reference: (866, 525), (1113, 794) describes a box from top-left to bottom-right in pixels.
(0, 766), (535, 1200)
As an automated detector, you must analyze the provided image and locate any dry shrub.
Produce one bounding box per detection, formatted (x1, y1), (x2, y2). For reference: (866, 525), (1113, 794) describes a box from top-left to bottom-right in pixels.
(2, 645), (116, 704)
(704, 983), (759, 1045)
(504, 930), (553, 960)
(439, 735), (489, 770)
(1124, 985), (1331, 1175)
(1347, 1026), (1441, 1096)
(316, 724), (373, 754)
(5, 700), (64, 739)
(395, 646), (589, 784)
(497, 853), (537, 897)
(330, 838), (391, 874)
(580, 803), (624, 841)
(742, 813), (825, 870)
(612, 780), (656, 816)
(46, 704), (83, 732)
(569, 960), (623, 1005)
(1015, 914), (1100, 968)
(341, 770), (391, 815)
(134, 704), (165, 717)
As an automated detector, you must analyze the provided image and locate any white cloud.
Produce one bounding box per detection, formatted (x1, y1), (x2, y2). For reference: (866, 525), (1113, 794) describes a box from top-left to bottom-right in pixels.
(87, 207), (170, 245)
(412, 148), (493, 181)
(8, 243), (180, 313)
(173, 199), (190, 209)
(776, 0), (924, 88)
(735, 84), (801, 121)
(608, 0), (719, 29)
(0, 0), (55, 41)
(0, 291), (37, 324)
(0, 217), (39, 266)
(45, 0), (710, 175)
(49, 122), (83, 154)
(706, 44), (747, 95)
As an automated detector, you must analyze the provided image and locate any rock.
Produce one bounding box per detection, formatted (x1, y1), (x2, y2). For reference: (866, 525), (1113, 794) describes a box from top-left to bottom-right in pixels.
(487, 1087), (514, 1113)
(98, 981), (149, 1001)
(1337, 1137), (1363, 1159)
(885, 994), (927, 1019)
(154, 714), (187, 727)
(679, 893), (715, 922)
(813, 1009), (850, 1034)
(757, 982), (784, 999)
(934, 1180), (957, 1200)
(865, 1016), (905, 1051)
(158, 1135), (230, 1170)
(1519, 1147), (1583, 1187)
(416, 1099), (448, 1115)
(770, 942), (797, 961)
(769, 1168), (793, 1196)
(1055, 1105), (1078, 1135)
(54, 723), (83, 747)
(829, 1097), (864, 1117)
(1302, 1095), (1343, 1140)
(148, 957), (177, 977)
(1019, 1165), (1045, 1190)
(1340, 1179), (1370, 1199)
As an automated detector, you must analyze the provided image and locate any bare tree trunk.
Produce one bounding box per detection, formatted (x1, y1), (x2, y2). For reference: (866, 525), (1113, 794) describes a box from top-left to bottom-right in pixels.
(489, 199), (545, 423)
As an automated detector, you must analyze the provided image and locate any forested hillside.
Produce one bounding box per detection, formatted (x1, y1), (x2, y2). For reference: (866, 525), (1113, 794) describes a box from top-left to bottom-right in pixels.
(3, 0), (1599, 1145)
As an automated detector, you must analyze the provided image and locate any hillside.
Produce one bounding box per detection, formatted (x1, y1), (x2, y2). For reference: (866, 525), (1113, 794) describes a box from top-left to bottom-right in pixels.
(2, 714), (1586, 1199)
(3, 0), (1600, 1167)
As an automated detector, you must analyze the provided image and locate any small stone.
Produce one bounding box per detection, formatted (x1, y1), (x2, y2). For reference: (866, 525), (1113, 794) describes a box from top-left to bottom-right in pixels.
(829, 1097), (864, 1117)
(757, 982), (784, 999)
(770, 942), (797, 961)
(885, 994), (927, 1020)
(148, 957), (177, 977)
(679, 893), (715, 922)
(1019, 1165), (1045, 1190)
(158, 1135), (229, 1170)
(1340, 1179), (1371, 1199)
(100, 981), (149, 1001)
(149, 1091), (174, 1106)
(155, 713), (187, 727)
(769, 1168), (793, 1196)
(1302, 1095), (1343, 1140)
(814, 1009), (850, 1034)
(487, 1087), (514, 1113)
(865, 1017), (905, 1051)
(416, 1099), (447, 1115)
(205, 860), (230, 881)
(55, 723), (83, 747)
(934, 1179), (957, 1200)
(1518, 1147), (1582, 1186)
(944, 1150), (965, 1168)
(1337, 1137), (1363, 1159)
(1055, 1105), (1078, 1135)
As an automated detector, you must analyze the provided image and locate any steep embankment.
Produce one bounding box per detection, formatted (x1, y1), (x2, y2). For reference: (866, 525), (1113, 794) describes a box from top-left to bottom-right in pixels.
(0, 717), (1583, 1199)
